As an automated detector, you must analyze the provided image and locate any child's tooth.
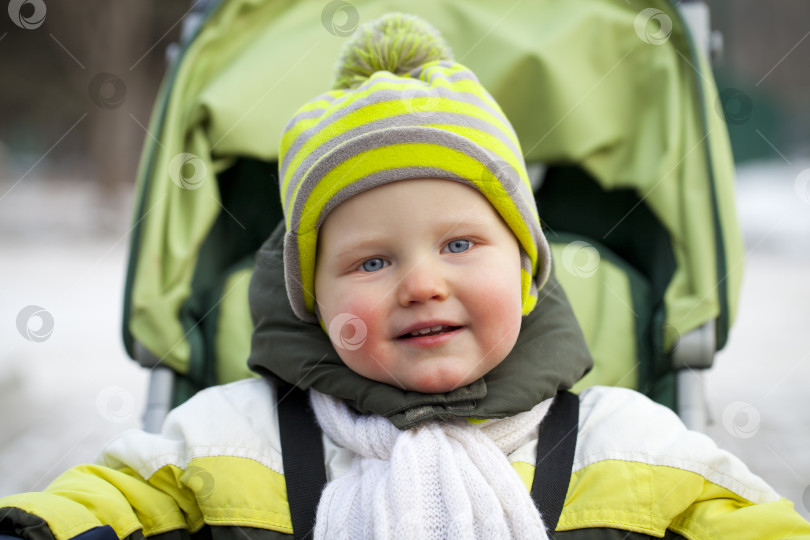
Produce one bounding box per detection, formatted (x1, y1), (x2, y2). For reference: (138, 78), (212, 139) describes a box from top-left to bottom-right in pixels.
(408, 326), (447, 337)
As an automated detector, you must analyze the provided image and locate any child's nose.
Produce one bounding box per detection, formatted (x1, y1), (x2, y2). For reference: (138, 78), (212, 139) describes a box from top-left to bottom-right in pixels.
(397, 260), (449, 306)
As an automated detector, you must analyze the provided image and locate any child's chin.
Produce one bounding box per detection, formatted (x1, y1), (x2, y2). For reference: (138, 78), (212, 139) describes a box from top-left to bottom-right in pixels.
(407, 372), (475, 394)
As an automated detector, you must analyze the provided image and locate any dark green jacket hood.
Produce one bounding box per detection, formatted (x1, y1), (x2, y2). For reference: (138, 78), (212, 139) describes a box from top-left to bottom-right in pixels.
(248, 222), (592, 429)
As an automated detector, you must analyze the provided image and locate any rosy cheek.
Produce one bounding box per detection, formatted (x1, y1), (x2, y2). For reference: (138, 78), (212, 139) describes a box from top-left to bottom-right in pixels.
(324, 293), (384, 356)
(340, 294), (380, 333)
(485, 298), (522, 340)
(473, 265), (522, 310)
(473, 273), (523, 344)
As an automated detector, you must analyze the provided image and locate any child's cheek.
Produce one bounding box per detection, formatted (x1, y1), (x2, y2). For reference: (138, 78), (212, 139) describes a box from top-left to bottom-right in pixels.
(471, 262), (522, 308)
(471, 267), (524, 337)
(325, 293), (392, 383)
(329, 293), (383, 353)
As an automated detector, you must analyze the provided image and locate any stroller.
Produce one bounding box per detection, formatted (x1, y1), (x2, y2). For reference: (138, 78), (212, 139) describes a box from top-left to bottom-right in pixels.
(122, 0), (743, 433)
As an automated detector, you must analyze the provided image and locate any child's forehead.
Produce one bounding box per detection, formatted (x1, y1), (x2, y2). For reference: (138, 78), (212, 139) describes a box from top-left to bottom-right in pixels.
(324, 178), (498, 227)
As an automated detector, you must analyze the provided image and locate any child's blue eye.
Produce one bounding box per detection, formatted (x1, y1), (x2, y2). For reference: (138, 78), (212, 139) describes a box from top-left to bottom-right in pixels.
(360, 258), (388, 272)
(446, 239), (472, 253)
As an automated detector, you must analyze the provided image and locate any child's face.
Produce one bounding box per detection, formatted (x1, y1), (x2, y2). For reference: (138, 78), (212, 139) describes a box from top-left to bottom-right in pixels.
(314, 178), (524, 393)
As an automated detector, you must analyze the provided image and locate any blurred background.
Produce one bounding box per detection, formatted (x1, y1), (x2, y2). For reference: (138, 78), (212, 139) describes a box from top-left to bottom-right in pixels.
(1, 0), (808, 520)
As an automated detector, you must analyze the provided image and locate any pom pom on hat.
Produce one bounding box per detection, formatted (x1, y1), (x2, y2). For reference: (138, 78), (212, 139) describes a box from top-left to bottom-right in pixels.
(332, 13), (454, 90)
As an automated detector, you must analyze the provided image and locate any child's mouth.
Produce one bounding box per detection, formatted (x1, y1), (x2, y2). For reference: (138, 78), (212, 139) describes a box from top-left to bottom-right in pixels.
(398, 325), (462, 339)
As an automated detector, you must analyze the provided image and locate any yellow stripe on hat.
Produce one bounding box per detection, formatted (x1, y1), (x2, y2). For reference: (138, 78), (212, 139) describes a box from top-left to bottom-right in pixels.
(521, 268), (538, 316)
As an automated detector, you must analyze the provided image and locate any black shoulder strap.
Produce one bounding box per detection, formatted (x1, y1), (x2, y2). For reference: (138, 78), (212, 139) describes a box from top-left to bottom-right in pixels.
(278, 386), (579, 539)
(277, 385), (327, 540)
(531, 390), (580, 536)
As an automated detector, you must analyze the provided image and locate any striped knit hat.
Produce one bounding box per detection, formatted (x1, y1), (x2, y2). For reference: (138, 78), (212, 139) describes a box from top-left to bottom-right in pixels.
(279, 13), (551, 323)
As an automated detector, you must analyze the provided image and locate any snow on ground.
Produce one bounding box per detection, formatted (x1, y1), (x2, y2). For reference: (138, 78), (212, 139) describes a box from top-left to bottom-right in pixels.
(0, 161), (808, 519)
(0, 178), (148, 494)
(704, 158), (810, 519)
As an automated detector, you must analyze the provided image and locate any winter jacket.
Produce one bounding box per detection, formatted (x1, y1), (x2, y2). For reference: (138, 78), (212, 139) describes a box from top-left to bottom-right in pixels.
(2, 378), (808, 539)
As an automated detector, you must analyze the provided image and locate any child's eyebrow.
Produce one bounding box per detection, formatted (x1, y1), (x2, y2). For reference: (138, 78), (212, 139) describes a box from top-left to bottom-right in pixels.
(332, 235), (387, 253)
(330, 218), (493, 254)
(433, 216), (492, 229)
(422, 216), (497, 237)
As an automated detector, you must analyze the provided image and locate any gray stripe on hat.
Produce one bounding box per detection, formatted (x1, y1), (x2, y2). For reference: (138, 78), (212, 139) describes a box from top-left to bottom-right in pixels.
(444, 70), (481, 84)
(420, 64), (480, 86)
(535, 231), (552, 291)
(283, 229), (317, 323)
(286, 107), (331, 124)
(283, 111), (524, 210)
(282, 92), (340, 128)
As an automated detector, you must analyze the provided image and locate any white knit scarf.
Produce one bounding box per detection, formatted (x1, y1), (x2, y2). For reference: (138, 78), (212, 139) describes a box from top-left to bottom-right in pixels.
(309, 390), (553, 539)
